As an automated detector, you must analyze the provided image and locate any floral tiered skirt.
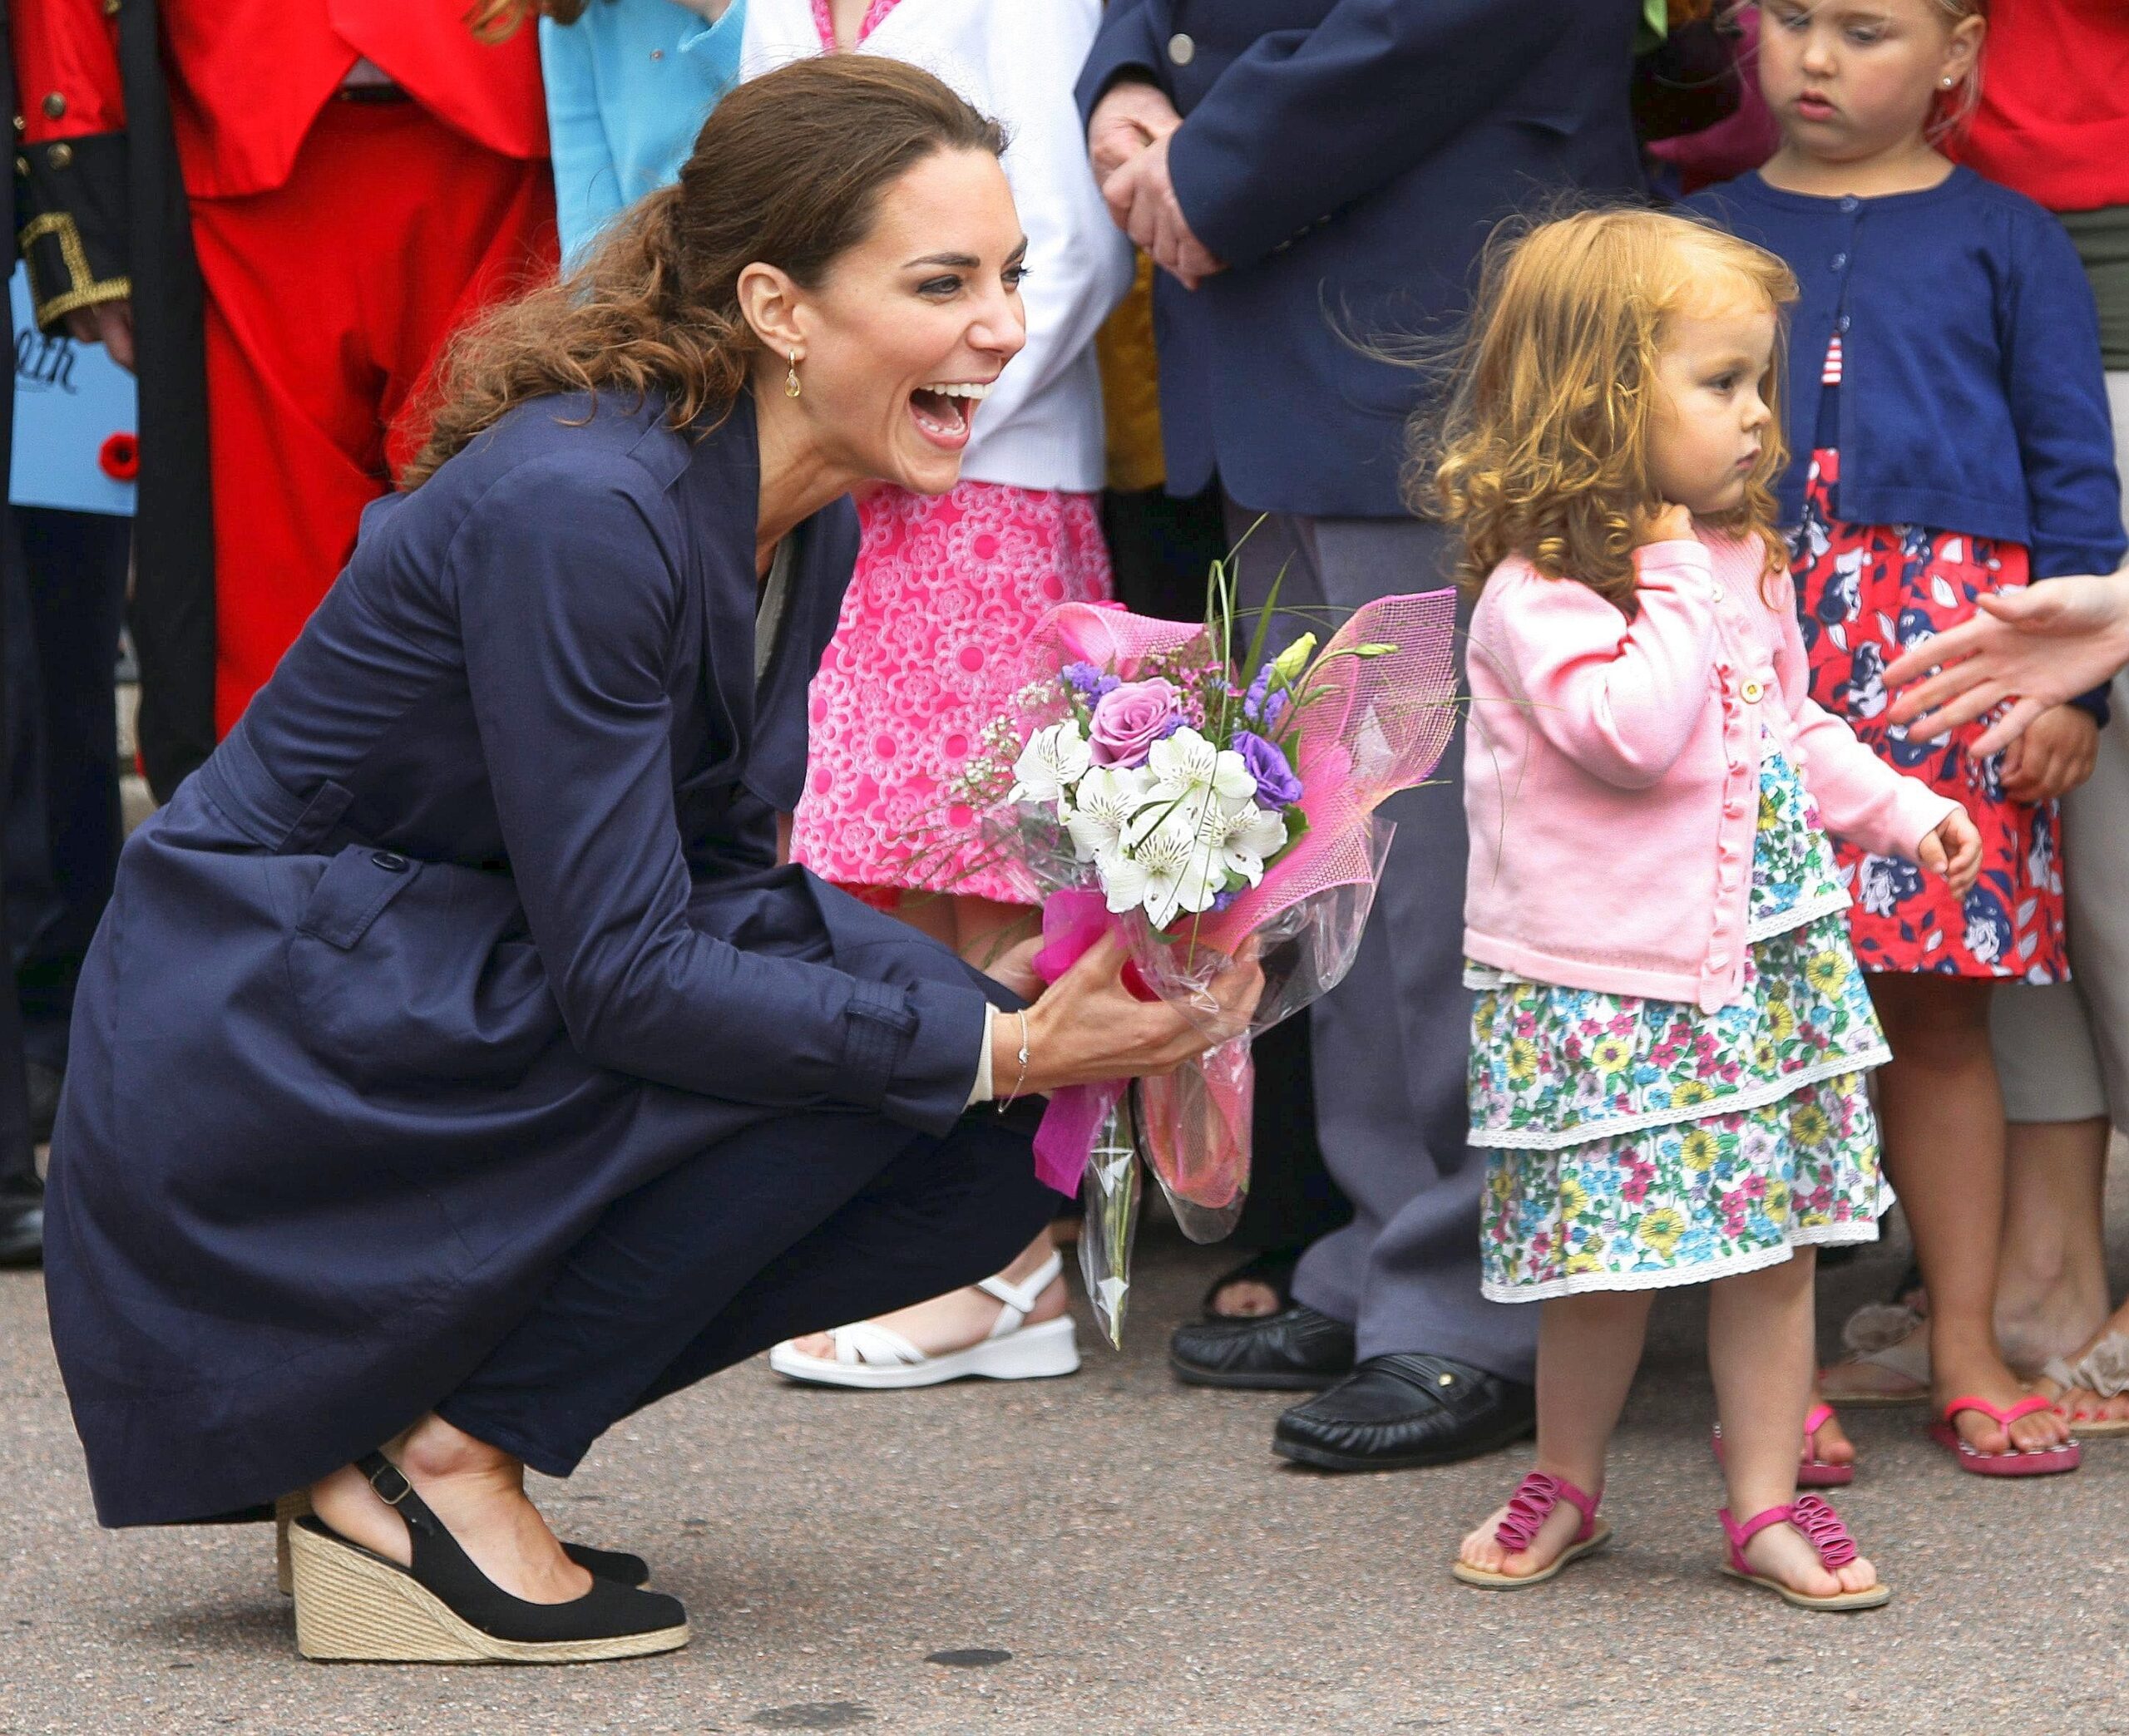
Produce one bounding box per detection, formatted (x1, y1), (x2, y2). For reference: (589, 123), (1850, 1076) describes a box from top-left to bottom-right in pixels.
(1469, 743), (1892, 1300)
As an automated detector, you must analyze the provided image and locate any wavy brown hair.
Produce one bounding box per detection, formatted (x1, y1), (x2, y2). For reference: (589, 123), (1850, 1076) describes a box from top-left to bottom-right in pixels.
(403, 57), (1006, 488)
(1422, 207), (1797, 613)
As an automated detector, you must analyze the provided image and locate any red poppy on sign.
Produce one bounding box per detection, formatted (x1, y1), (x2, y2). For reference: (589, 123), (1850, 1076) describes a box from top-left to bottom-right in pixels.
(97, 432), (140, 481)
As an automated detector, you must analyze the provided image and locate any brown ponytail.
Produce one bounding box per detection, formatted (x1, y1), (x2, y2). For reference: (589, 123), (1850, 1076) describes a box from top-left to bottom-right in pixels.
(402, 56), (1007, 488)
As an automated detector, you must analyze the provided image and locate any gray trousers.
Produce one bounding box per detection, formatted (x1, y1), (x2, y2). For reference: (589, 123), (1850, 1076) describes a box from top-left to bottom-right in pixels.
(1227, 501), (1538, 1382)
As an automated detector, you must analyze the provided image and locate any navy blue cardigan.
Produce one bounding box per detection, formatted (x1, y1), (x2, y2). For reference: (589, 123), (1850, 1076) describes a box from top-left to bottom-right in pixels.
(1684, 168), (2125, 583)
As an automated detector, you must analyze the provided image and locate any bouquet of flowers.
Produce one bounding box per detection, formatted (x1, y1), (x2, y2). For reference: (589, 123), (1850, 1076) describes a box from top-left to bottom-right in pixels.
(956, 564), (1460, 1343)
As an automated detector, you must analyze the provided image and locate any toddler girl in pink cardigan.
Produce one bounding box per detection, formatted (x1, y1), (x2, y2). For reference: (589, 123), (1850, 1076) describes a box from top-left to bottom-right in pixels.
(1433, 210), (1978, 1611)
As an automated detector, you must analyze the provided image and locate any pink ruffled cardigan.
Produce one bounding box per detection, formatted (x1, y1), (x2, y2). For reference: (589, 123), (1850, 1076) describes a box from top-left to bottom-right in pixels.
(1463, 534), (1959, 1013)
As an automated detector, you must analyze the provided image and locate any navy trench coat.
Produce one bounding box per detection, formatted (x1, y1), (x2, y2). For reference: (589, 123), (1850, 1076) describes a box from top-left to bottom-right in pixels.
(47, 391), (1007, 1527)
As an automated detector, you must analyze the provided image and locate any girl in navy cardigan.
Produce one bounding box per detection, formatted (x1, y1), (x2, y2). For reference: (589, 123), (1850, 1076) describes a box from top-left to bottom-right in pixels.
(1688, 0), (2123, 1482)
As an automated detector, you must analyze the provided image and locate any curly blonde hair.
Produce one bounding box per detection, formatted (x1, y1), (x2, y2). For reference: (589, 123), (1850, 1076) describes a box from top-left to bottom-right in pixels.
(1423, 207), (1798, 613)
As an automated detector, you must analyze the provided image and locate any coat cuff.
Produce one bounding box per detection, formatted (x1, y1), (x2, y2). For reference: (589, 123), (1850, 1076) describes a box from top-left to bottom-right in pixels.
(16, 130), (131, 333)
(845, 978), (995, 1139)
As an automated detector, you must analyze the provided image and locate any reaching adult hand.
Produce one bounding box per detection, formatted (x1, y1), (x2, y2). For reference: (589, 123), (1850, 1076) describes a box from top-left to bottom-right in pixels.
(1102, 133), (1226, 291)
(62, 298), (136, 372)
(992, 931), (1262, 1096)
(1086, 78), (1181, 185)
(1882, 572), (2129, 756)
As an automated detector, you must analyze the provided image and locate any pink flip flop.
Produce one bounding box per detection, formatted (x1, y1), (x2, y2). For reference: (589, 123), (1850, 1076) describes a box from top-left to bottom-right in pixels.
(1713, 1401), (1854, 1488)
(1929, 1394), (2081, 1477)
(1451, 1471), (1611, 1589)
(1720, 1495), (1889, 1611)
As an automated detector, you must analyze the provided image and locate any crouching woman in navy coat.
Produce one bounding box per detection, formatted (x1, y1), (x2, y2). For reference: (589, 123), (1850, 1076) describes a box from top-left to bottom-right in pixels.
(43, 57), (1257, 1666)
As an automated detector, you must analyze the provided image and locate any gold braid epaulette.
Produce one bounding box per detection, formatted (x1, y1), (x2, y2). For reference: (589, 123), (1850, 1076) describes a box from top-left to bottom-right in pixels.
(17, 212), (131, 323)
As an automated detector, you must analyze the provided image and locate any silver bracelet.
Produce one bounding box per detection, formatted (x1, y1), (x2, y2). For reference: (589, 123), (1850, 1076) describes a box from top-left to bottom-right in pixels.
(1000, 1010), (1031, 1107)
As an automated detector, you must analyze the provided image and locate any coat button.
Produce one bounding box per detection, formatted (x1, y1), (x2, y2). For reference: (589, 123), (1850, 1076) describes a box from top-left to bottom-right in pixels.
(1168, 32), (1195, 64)
(46, 142), (72, 170)
(1741, 678), (1765, 703)
(41, 92), (66, 120)
(372, 851), (409, 873)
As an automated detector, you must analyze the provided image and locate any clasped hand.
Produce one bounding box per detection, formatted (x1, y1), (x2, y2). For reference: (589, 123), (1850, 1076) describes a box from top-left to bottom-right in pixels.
(1085, 81), (1226, 291)
(987, 931), (1262, 1097)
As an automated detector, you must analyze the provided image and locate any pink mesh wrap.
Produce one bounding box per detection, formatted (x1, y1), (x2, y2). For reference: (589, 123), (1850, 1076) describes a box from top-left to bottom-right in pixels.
(1001, 591), (1460, 1239)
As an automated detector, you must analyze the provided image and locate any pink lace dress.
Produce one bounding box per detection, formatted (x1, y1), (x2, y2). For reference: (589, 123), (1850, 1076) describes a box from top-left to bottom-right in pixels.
(787, 0), (1115, 906)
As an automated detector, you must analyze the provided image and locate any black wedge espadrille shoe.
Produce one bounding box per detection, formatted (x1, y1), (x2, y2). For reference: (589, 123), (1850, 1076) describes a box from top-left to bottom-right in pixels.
(274, 1490), (650, 1595)
(289, 1453), (687, 1664)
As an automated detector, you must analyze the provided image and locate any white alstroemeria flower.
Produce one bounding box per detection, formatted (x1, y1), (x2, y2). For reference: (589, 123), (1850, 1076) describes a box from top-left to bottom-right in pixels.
(1008, 720), (1092, 812)
(1145, 726), (1257, 810)
(1099, 804), (1225, 930)
(1064, 763), (1153, 862)
(1209, 800), (1290, 887)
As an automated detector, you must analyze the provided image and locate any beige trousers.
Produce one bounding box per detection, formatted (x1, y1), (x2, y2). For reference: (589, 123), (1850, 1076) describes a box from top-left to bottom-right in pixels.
(1993, 371), (2129, 1126)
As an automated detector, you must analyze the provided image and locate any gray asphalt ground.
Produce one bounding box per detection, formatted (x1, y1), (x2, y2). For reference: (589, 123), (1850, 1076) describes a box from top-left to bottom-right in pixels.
(2, 1181), (2127, 1736)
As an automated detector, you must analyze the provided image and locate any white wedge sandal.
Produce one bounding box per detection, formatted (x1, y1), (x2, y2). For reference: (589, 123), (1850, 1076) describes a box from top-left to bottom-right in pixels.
(767, 1250), (1080, 1389)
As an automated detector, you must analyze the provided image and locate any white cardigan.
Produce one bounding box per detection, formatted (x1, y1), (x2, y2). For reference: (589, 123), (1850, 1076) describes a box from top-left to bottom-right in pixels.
(740, 0), (1131, 494)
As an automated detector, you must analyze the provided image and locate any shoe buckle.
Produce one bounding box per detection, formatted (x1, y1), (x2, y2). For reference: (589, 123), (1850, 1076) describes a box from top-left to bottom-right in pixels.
(366, 1460), (413, 1506)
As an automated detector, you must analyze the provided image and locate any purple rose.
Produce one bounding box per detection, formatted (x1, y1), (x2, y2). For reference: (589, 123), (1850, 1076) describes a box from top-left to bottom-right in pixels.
(1233, 730), (1302, 809)
(1089, 678), (1183, 767)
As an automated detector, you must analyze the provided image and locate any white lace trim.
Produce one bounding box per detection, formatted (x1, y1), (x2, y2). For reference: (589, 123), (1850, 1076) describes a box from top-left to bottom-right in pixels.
(1471, 1042), (1890, 1151)
(1481, 1217), (1884, 1304)
(1746, 885), (1850, 943)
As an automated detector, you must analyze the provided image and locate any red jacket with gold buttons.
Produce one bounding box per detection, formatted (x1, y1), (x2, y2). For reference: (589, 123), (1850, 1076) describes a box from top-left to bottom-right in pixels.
(14, 0), (546, 323)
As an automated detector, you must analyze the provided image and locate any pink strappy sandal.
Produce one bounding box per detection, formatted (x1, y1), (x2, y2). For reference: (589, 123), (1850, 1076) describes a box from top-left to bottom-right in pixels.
(1451, 1471), (1611, 1589)
(1720, 1495), (1889, 1611)
(1712, 1401), (1854, 1488)
(1929, 1393), (2081, 1477)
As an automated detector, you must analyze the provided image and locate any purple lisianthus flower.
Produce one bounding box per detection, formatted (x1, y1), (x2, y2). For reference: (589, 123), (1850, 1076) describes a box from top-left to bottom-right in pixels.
(1210, 889), (1240, 913)
(1089, 678), (1184, 767)
(1063, 660), (1120, 702)
(1242, 660), (1276, 724)
(1232, 729), (1302, 809)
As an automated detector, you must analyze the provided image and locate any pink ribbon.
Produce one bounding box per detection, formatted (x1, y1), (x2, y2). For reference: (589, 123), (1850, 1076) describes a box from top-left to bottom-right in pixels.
(1026, 889), (1152, 1196)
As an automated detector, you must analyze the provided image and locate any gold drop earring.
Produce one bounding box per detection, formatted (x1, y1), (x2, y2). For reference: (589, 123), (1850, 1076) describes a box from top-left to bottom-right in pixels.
(784, 350), (803, 399)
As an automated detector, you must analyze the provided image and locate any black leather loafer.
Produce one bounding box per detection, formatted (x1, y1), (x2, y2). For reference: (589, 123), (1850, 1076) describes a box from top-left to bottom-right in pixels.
(1272, 1353), (1534, 1471)
(1169, 1304), (1356, 1390)
(0, 1186), (42, 1270)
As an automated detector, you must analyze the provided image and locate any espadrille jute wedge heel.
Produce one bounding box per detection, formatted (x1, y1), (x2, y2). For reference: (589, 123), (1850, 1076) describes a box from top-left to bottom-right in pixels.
(289, 1453), (687, 1664)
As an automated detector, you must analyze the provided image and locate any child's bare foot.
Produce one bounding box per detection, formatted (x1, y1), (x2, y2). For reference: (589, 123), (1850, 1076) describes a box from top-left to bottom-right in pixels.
(1935, 1351), (2074, 1453)
(1741, 1517), (1880, 1601)
(1804, 1401), (1855, 1472)
(1456, 1487), (1586, 1581)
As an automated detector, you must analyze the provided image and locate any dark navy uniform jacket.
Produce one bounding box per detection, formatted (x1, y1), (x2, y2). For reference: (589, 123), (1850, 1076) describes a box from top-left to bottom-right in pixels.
(1077, 0), (1646, 519)
(46, 390), (1002, 1527)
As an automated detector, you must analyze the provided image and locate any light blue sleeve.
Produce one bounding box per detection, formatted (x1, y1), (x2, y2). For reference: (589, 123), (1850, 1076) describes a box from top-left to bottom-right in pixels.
(540, 15), (625, 270)
(665, 0), (748, 185)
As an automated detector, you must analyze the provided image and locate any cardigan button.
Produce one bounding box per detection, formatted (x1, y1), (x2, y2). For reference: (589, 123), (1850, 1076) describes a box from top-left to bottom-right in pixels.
(1168, 32), (1196, 64)
(1831, 252), (1849, 272)
(1741, 678), (1765, 703)
(1838, 313), (1852, 333)
(372, 851), (409, 874)
(1840, 195), (1860, 213)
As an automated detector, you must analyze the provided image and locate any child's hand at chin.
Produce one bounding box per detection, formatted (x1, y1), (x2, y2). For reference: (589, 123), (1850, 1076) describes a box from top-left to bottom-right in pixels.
(1636, 502), (1696, 547)
(1916, 807), (1983, 898)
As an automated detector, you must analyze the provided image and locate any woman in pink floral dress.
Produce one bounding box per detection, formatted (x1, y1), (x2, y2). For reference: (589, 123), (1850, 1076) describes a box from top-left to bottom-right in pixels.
(743, 0), (1134, 1385)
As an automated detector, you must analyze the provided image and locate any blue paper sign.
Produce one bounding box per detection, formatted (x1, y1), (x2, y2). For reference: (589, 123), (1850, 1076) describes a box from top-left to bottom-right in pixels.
(10, 263), (138, 518)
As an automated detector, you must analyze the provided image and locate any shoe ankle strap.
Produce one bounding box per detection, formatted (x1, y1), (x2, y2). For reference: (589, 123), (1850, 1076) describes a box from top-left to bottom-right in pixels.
(978, 1250), (1063, 1329)
(358, 1451), (443, 1544)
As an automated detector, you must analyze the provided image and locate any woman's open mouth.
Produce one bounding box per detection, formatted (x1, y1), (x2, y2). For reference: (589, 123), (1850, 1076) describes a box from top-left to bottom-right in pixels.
(909, 381), (990, 451)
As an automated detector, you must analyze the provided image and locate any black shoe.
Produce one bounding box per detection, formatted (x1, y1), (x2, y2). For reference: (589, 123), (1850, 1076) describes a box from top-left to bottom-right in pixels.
(274, 1492), (648, 1594)
(0, 1186), (42, 1269)
(288, 1452), (688, 1662)
(24, 1062), (61, 1147)
(1272, 1353), (1535, 1472)
(1170, 1304), (1356, 1390)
